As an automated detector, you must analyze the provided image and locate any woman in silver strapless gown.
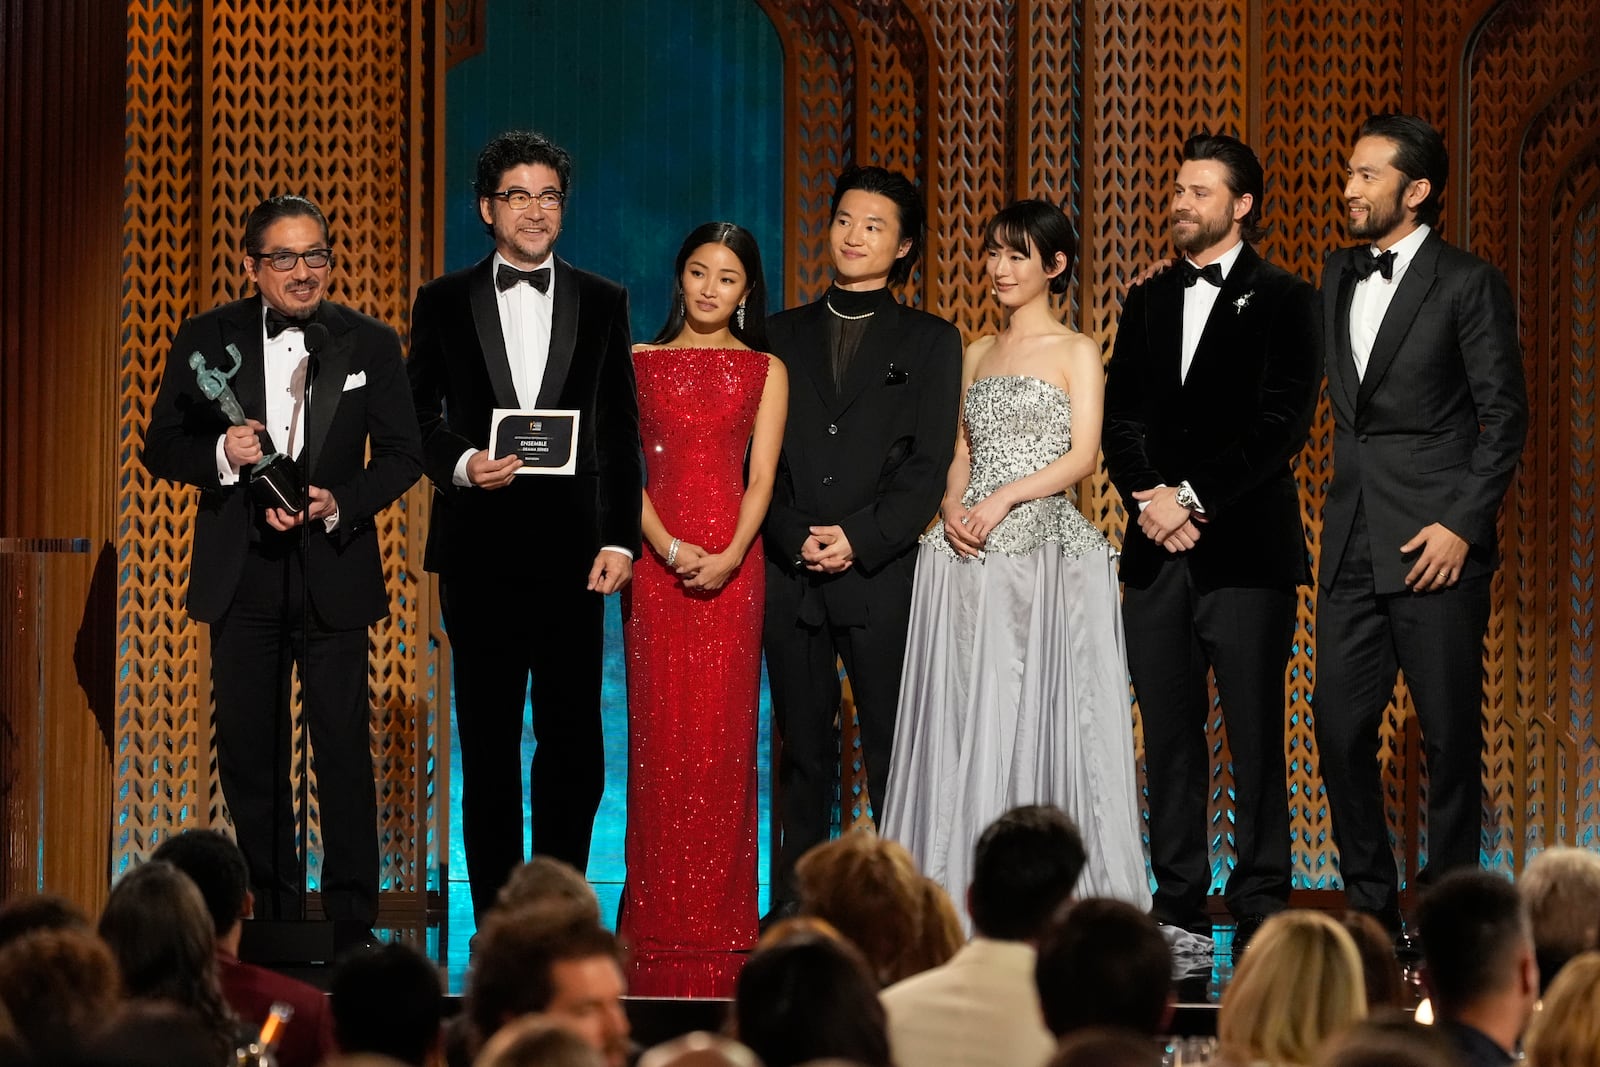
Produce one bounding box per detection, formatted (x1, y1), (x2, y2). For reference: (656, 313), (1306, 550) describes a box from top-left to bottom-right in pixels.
(881, 201), (1150, 910)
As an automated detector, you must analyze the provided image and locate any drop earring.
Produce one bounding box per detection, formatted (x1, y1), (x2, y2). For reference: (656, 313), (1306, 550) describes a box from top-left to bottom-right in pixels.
(736, 301), (746, 330)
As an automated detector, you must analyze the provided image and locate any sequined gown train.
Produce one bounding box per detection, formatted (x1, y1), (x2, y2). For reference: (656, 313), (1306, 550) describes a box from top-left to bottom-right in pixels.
(619, 347), (767, 997)
(881, 374), (1151, 912)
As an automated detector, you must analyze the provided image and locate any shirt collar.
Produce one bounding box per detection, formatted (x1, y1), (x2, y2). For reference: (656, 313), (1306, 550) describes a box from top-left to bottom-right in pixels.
(1186, 238), (1245, 281)
(1369, 223), (1430, 278)
(493, 251), (556, 298)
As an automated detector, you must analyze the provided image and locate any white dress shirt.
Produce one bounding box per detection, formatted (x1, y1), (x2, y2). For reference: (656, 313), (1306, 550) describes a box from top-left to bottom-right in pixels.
(1180, 238), (1245, 384)
(1350, 223), (1431, 380)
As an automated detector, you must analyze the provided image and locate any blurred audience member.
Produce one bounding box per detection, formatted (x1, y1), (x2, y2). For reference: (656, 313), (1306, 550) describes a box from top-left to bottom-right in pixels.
(1522, 950), (1600, 1067)
(466, 900), (630, 1067)
(1048, 1028), (1163, 1067)
(636, 1031), (763, 1067)
(1518, 846), (1600, 991)
(882, 805), (1087, 1067)
(73, 1001), (229, 1067)
(733, 931), (891, 1067)
(494, 857), (602, 920)
(794, 831), (931, 986)
(1416, 870), (1537, 1067)
(474, 1015), (605, 1067)
(1316, 1012), (1454, 1067)
(98, 860), (247, 1064)
(0, 892), (89, 947)
(1035, 898), (1172, 1039)
(0, 926), (120, 1062)
(1217, 911), (1366, 1067)
(905, 876), (965, 974)
(152, 829), (333, 1067)
(1341, 912), (1409, 1010)
(331, 942), (444, 1066)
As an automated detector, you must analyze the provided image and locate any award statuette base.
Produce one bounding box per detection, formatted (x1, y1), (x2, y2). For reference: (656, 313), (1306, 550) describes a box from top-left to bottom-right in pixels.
(247, 454), (305, 513)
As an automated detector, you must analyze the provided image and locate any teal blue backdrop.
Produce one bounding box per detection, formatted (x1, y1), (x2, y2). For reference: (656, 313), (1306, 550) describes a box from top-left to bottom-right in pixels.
(441, 0), (784, 959)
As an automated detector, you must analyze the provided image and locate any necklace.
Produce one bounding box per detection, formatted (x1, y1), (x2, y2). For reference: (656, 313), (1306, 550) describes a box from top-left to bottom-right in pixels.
(825, 296), (876, 321)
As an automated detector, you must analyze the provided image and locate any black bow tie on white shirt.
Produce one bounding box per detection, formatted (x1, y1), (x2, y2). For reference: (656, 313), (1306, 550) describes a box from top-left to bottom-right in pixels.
(1178, 261), (1225, 288)
(497, 264), (551, 293)
(1351, 249), (1397, 282)
(264, 308), (309, 338)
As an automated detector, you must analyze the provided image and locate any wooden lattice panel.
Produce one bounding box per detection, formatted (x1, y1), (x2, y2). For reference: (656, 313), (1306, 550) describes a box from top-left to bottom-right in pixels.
(118, 0), (441, 906)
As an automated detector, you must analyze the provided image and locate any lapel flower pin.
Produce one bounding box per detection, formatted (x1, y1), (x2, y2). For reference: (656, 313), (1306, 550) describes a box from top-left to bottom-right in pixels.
(1233, 291), (1254, 314)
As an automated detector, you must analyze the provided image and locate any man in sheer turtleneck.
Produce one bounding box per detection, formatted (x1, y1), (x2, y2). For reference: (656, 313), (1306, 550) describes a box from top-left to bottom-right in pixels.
(761, 165), (963, 923)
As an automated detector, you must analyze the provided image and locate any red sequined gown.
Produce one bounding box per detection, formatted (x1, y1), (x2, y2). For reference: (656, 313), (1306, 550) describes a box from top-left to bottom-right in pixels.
(619, 346), (768, 997)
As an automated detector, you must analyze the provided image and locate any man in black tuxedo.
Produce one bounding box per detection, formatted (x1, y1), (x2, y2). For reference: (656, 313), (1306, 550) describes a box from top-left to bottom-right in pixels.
(762, 165), (962, 914)
(408, 131), (642, 919)
(1314, 114), (1527, 933)
(142, 195), (423, 932)
(1104, 134), (1320, 945)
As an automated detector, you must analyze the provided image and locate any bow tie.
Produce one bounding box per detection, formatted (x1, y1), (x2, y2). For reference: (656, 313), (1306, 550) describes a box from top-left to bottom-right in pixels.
(1178, 261), (1225, 288)
(264, 308), (309, 339)
(1351, 249), (1397, 282)
(497, 264), (551, 293)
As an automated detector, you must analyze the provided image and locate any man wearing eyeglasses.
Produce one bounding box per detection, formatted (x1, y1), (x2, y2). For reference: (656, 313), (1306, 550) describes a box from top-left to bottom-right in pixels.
(407, 131), (643, 919)
(142, 194), (423, 941)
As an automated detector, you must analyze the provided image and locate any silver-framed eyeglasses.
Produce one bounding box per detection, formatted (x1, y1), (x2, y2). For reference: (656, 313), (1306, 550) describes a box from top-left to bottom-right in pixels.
(489, 187), (565, 211)
(255, 248), (335, 271)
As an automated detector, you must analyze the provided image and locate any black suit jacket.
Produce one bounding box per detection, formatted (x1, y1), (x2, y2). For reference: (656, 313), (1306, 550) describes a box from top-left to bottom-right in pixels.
(141, 296), (424, 628)
(407, 254), (643, 576)
(764, 295), (962, 626)
(1320, 231), (1527, 594)
(1104, 244), (1321, 592)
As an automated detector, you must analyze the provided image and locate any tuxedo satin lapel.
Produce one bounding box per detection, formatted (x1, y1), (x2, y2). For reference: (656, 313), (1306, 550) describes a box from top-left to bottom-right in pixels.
(1356, 235), (1440, 410)
(219, 297), (271, 442)
(468, 258), (519, 408)
(304, 302), (352, 476)
(1331, 253), (1360, 412)
(1185, 247), (1260, 387)
(538, 257), (580, 408)
(833, 299), (903, 419)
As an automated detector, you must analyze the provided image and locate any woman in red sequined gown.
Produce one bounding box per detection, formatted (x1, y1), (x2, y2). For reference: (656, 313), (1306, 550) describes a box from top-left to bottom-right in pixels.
(619, 222), (788, 996)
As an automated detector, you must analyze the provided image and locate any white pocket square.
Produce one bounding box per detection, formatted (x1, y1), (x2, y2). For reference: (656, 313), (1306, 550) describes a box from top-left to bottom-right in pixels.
(342, 371), (366, 392)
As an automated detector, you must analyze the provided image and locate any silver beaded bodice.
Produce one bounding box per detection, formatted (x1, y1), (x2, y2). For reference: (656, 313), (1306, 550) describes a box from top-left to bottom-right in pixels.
(923, 374), (1110, 559)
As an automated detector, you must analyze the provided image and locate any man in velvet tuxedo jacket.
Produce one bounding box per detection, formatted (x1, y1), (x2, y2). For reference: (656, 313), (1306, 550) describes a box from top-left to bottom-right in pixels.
(407, 132), (643, 919)
(762, 166), (962, 915)
(142, 195), (423, 931)
(1314, 115), (1526, 933)
(1104, 134), (1320, 943)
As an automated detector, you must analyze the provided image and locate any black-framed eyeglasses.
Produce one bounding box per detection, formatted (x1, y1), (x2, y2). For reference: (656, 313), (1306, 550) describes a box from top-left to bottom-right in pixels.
(254, 248), (335, 271)
(488, 187), (565, 212)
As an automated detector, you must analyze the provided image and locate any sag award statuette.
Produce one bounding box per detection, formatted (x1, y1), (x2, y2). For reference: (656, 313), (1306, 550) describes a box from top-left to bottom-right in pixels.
(190, 344), (305, 511)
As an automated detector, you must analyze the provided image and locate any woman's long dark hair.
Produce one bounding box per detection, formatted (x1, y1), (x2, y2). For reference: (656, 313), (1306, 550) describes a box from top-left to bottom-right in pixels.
(649, 221), (770, 350)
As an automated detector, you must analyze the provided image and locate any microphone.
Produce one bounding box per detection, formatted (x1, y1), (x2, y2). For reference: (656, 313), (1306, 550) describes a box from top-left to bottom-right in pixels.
(303, 322), (330, 374)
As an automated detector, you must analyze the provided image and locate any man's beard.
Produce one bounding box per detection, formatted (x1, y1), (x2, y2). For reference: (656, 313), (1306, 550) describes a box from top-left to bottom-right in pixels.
(1171, 210), (1232, 257)
(1349, 185), (1409, 241)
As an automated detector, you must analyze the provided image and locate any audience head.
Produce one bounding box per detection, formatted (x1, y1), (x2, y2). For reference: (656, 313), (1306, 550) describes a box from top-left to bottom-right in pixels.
(650, 221), (771, 351)
(1341, 912), (1408, 1010)
(0, 892), (89, 947)
(1315, 1011), (1455, 1067)
(756, 915), (845, 949)
(829, 165), (923, 288)
(636, 1032), (763, 1067)
(984, 199), (1079, 295)
(467, 899), (629, 1067)
(906, 876), (964, 974)
(1518, 845), (1600, 990)
(495, 856), (601, 920)
(969, 804), (1087, 941)
(1217, 910), (1367, 1067)
(0, 926), (121, 1062)
(733, 931), (891, 1067)
(475, 1014), (607, 1067)
(1522, 950), (1600, 1067)
(75, 1001), (230, 1067)
(795, 831), (929, 986)
(150, 829), (251, 940)
(329, 941), (443, 1066)
(1048, 1028), (1164, 1067)
(1035, 897), (1172, 1038)
(97, 860), (240, 1064)
(1415, 869), (1537, 1026)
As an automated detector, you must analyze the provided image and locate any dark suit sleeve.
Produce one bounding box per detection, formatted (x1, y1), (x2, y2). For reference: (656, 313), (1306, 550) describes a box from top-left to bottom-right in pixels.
(141, 315), (233, 490)
(407, 282), (478, 494)
(1185, 278), (1320, 516)
(837, 320), (962, 572)
(761, 315), (817, 563)
(325, 323), (422, 537)
(593, 286), (644, 554)
(1441, 262), (1528, 545)
(1102, 282), (1164, 502)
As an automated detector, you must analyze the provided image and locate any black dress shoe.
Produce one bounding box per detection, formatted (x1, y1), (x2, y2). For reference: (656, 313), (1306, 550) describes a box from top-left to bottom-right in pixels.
(1230, 914), (1268, 956)
(758, 899), (800, 933)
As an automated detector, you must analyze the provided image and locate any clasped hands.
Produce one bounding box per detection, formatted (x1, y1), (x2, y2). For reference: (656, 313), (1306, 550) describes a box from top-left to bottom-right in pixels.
(663, 539), (740, 592)
(942, 490), (1015, 558)
(1132, 485), (1205, 552)
(801, 525), (854, 574)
